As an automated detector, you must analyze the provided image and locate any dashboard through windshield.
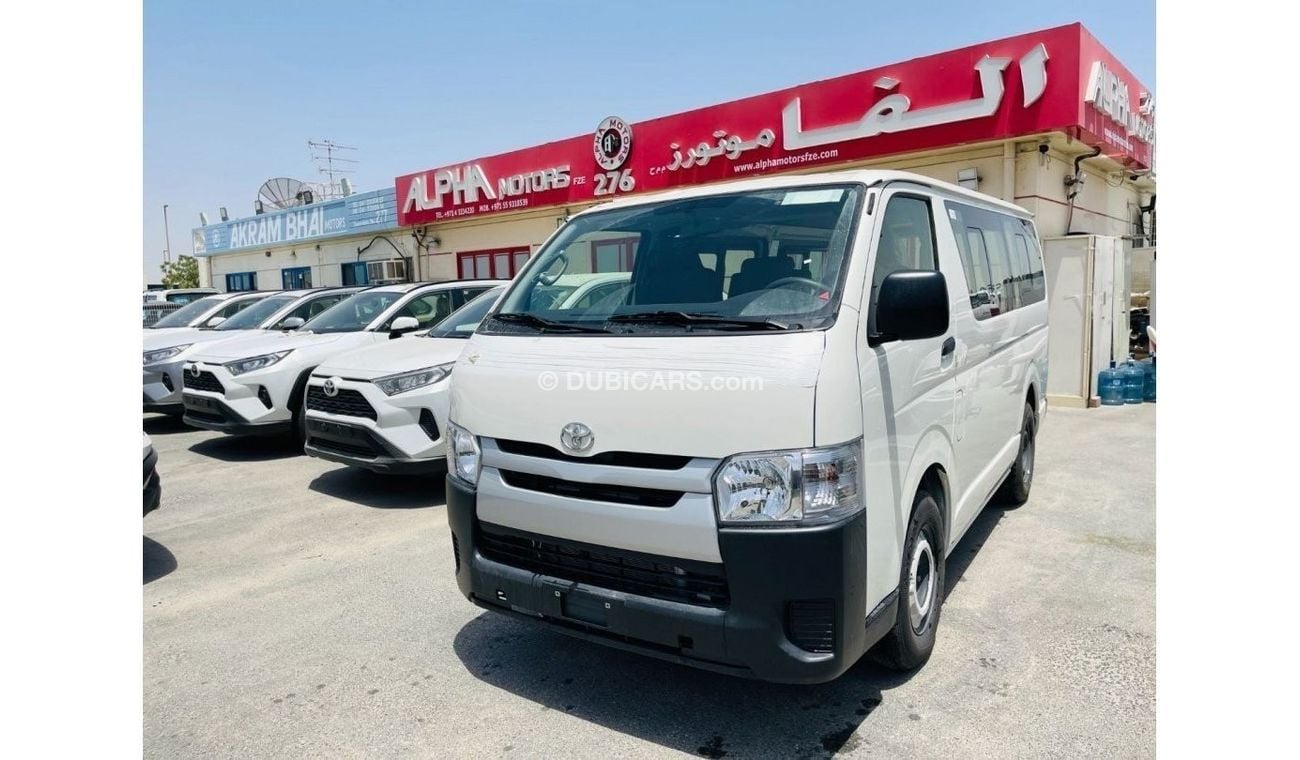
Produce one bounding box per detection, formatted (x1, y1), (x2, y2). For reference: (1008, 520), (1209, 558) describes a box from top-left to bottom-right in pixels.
(483, 184), (863, 335)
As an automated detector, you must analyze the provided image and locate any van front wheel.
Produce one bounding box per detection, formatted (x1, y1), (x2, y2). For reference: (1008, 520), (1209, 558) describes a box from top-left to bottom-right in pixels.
(876, 491), (944, 671)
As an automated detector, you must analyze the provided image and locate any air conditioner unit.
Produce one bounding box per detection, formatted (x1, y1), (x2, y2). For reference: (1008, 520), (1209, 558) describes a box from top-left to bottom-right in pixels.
(366, 259), (408, 284)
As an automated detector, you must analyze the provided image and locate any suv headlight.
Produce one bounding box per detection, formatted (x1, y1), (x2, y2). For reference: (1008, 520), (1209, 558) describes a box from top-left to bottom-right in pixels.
(224, 350), (292, 376)
(713, 441), (861, 526)
(143, 344), (192, 364)
(373, 363), (454, 396)
(447, 421), (481, 486)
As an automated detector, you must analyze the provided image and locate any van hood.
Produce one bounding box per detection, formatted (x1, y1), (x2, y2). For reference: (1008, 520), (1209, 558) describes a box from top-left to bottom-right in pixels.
(317, 337), (469, 381)
(189, 330), (357, 362)
(449, 332), (826, 459)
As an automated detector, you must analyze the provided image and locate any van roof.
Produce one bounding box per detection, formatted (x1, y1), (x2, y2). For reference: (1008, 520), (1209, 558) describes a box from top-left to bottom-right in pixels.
(576, 169), (1032, 220)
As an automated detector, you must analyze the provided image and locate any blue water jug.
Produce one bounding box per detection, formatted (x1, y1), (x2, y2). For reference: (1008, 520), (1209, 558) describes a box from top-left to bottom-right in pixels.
(1140, 357), (1156, 402)
(1098, 361), (1125, 405)
(1121, 361), (1145, 404)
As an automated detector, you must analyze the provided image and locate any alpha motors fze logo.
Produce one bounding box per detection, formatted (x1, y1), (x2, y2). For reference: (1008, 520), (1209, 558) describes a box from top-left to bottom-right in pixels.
(593, 116), (632, 171)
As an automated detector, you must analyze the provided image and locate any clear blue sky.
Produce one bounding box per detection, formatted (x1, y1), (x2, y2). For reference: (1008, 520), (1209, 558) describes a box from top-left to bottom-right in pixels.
(143, 0), (1154, 280)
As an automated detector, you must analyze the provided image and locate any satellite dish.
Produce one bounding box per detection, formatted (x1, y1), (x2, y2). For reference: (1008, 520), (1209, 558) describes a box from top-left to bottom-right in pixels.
(257, 177), (312, 210)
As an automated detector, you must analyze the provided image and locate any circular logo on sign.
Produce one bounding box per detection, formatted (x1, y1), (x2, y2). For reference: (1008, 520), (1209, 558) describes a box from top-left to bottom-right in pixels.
(560, 422), (594, 454)
(593, 116), (632, 171)
(323, 378), (338, 398)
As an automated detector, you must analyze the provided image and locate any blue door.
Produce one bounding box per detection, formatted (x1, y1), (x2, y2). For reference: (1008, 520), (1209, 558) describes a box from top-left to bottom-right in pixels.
(282, 267), (312, 290)
(341, 262), (369, 286)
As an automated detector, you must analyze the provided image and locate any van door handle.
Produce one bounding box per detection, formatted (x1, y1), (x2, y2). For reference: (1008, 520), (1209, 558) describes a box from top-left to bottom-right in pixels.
(941, 337), (956, 356)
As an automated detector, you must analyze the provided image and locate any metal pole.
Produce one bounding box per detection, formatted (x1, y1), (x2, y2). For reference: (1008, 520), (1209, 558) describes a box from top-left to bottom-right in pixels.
(163, 204), (172, 263)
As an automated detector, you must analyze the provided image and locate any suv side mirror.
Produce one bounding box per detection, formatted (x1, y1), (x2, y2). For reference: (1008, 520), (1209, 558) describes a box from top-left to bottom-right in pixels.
(280, 317), (305, 330)
(389, 315), (420, 338)
(204, 316), (226, 328)
(872, 270), (949, 344)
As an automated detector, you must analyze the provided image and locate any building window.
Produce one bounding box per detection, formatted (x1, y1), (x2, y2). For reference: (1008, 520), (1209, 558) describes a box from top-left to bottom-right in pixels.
(341, 261), (369, 286)
(282, 266), (312, 290)
(225, 272), (257, 292)
(457, 247), (531, 280)
(591, 237), (638, 272)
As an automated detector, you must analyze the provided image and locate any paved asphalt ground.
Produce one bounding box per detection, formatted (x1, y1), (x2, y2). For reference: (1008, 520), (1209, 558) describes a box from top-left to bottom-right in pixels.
(143, 404), (1155, 759)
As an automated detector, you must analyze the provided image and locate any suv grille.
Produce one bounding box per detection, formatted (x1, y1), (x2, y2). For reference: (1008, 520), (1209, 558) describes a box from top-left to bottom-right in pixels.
(499, 469), (682, 508)
(305, 385), (377, 420)
(182, 370), (224, 394)
(478, 522), (729, 607)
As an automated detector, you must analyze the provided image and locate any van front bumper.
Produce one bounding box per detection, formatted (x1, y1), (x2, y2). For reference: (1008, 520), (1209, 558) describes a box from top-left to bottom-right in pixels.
(445, 477), (892, 684)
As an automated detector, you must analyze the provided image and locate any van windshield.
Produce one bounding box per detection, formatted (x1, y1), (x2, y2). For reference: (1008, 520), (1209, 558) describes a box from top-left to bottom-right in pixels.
(484, 184), (863, 335)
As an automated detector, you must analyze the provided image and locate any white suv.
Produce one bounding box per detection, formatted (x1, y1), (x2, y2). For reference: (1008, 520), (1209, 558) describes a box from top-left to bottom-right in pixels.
(303, 286), (505, 474)
(181, 280), (499, 439)
(143, 287), (362, 416)
(145, 292), (271, 334)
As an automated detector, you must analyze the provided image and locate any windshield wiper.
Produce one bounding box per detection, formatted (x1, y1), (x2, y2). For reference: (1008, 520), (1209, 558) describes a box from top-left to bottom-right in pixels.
(490, 312), (609, 334)
(606, 311), (791, 331)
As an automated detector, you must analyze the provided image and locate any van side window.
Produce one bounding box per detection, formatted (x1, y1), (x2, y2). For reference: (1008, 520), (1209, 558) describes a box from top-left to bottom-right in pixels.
(1016, 220), (1046, 305)
(870, 195), (937, 329)
(946, 201), (1041, 319)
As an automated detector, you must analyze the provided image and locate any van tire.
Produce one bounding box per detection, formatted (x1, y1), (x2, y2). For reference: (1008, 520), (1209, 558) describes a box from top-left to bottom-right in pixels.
(876, 491), (945, 671)
(996, 402), (1036, 507)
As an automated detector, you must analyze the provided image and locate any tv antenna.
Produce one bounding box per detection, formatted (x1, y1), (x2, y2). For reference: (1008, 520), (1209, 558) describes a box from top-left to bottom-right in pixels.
(308, 139), (358, 199)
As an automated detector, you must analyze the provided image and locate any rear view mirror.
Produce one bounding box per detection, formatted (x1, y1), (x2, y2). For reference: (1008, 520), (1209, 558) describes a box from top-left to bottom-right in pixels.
(280, 317), (305, 330)
(389, 316), (420, 338)
(537, 252), (569, 286)
(204, 316), (226, 328)
(873, 270), (949, 344)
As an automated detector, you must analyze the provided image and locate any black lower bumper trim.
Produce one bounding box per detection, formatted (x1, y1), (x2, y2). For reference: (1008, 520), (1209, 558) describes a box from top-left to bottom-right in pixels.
(182, 394), (290, 437)
(445, 477), (889, 684)
(143, 400), (183, 416)
(303, 419), (445, 475)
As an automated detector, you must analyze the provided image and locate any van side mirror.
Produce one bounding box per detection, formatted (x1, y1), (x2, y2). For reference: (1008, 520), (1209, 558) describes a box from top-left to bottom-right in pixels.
(389, 315), (420, 338)
(872, 270), (949, 344)
(204, 316), (226, 328)
(280, 317), (305, 330)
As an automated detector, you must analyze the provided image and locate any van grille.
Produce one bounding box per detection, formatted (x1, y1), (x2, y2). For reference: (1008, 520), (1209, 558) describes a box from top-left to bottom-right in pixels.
(499, 469), (682, 508)
(477, 522), (729, 607)
(495, 438), (692, 470)
(786, 600), (836, 654)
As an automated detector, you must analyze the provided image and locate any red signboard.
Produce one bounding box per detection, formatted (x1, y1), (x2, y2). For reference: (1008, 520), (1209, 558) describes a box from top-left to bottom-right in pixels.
(395, 23), (1152, 227)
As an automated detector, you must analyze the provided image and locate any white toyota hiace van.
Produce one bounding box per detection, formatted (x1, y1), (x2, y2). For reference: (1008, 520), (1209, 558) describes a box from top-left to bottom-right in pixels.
(445, 170), (1048, 683)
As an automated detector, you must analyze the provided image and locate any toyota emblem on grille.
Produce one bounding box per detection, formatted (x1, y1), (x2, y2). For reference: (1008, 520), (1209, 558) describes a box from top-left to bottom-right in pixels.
(323, 378), (338, 397)
(560, 422), (594, 453)
(189, 364), (201, 378)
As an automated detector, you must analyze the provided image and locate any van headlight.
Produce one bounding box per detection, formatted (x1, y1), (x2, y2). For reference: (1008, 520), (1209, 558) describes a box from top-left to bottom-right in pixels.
(224, 350), (292, 376)
(447, 421), (481, 486)
(713, 441), (861, 525)
(373, 363), (454, 396)
(143, 344), (192, 364)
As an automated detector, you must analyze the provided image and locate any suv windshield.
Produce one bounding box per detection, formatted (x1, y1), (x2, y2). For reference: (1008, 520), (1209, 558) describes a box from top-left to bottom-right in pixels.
(150, 296), (222, 329)
(485, 184), (863, 335)
(427, 287), (505, 339)
(214, 294), (297, 331)
(302, 291), (404, 334)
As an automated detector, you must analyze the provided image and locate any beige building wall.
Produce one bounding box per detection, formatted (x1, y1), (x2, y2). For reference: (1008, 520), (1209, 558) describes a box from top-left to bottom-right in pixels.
(203, 231), (422, 291)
